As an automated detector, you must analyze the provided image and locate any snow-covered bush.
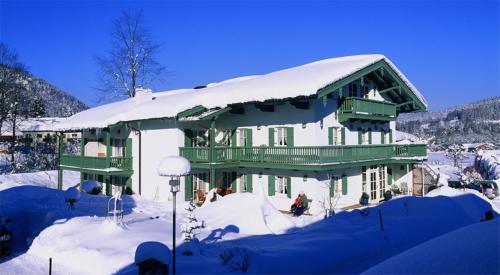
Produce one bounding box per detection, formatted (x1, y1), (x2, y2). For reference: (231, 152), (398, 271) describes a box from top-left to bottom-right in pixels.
(446, 144), (466, 169)
(461, 166), (482, 184)
(82, 180), (102, 195)
(475, 150), (500, 181)
(180, 201), (204, 256)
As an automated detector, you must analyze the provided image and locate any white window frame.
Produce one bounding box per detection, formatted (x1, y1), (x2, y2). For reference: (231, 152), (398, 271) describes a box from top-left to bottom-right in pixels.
(193, 172), (209, 194)
(370, 167), (377, 200)
(275, 176), (287, 196)
(362, 130), (369, 145)
(332, 127), (342, 145)
(379, 166), (386, 198)
(239, 129), (248, 147)
(331, 176), (341, 196)
(238, 174), (247, 193)
(112, 139), (124, 157)
(275, 128), (288, 147)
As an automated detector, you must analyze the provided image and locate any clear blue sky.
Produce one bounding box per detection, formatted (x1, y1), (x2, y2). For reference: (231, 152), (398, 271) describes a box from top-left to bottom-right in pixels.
(1, 0), (498, 111)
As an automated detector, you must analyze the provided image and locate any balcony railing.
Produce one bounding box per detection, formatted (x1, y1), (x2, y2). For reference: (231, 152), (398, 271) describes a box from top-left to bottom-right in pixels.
(179, 144), (426, 166)
(60, 155), (133, 171)
(339, 97), (396, 122)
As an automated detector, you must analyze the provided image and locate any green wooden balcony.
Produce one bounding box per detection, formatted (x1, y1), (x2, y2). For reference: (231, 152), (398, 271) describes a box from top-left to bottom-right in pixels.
(60, 155), (133, 173)
(179, 144), (426, 170)
(339, 97), (396, 122)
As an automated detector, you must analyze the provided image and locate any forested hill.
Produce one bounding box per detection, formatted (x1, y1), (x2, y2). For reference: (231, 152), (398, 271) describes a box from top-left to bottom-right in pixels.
(397, 97), (500, 146)
(7, 66), (88, 117)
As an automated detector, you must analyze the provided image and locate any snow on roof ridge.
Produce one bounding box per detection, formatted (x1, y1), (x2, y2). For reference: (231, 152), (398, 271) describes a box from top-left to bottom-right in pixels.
(57, 54), (426, 130)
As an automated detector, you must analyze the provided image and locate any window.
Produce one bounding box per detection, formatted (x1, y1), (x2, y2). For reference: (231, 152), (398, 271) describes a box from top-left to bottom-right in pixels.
(348, 82), (358, 97)
(331, 176), (341, 195)
(193, 173), (209, 194)
(239, 129), (248, 147)
(112, 139), (124, 157)
(216, 130), (231, 146)
(362, 166), (367, 193)
(192, 130), (209, 147)
(329, 127), (342, 145)
(221, 172), (237, 190)
(362, 84), (370, 99)
(370, 167), (377, 200)
(72, 133), (78, 138)
(238, 174), (247, 193)
(275, 128), (288, 147)
(37, 134), (43, 138)
(379, 166), (386, 198)
(276, 176), (287, 195)
(362, 130), (369, 145)
(382, 131), (390, 144)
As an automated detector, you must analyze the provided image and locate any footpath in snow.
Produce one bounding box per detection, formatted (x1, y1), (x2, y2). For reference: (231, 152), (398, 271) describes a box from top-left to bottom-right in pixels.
(0, 171), (499, 274)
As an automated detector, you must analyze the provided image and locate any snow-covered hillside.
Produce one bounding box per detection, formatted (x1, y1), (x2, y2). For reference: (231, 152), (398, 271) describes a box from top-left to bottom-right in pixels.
(0, 171), (498, 274)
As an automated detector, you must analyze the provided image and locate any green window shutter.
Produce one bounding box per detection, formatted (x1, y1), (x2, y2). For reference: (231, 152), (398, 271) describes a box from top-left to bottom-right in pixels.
(287, 127), (294, 147)
(389, 130), (393, 143)
(358, 129), (362, 145)
(231, 129), (237, 147)
(286, 177), (292, 198)
(381, 131), (385, 144)
(125, 176), (132, 195)
(328, 127), (333, 145)
(247, 174), (253, 193)
(342, 175), (348, 195)
(125, 138), (132, 157)
(247, 129), (253, 147)
(268, 175), (275, 196)
(341, 127), (346, 145)
(329, 178), (335, 197)
(184, 175), (193, 201)
(184, 129), (193, 147)
(231, 171), (237, 191)
(368, 131), (372, 144)
(268, 128), (275, 147)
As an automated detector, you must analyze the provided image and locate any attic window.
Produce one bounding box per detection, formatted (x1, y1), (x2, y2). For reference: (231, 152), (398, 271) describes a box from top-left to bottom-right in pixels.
(193, 85), (207, 89)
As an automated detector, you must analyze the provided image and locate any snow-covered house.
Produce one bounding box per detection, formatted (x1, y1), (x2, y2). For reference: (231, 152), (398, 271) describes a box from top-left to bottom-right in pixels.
(55, 54), (428, 210)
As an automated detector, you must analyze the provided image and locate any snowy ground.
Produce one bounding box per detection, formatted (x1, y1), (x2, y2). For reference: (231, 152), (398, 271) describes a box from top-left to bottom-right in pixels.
(1, 170), (499, 274)
(426, 151), (476, 181)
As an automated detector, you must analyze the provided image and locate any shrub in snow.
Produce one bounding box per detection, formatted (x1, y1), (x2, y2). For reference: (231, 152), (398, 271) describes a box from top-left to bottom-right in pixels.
(181, 201), (204, 241)
(82, 180), (102, 195)
(220, 247), (250, 272)
(64, 187), (80, 210)
(461, 166), (483, 184)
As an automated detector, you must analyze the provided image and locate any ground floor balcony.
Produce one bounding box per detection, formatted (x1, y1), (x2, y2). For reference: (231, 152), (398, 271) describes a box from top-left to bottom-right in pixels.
(180, 144), (426, 171)
(59, 155), (133, 175)
(338, 97), (396, 122)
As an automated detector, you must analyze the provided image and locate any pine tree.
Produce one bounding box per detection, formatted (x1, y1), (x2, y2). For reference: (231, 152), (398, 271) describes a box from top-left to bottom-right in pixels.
(180, 201), (204, 242)
(29, 97), (47, 117)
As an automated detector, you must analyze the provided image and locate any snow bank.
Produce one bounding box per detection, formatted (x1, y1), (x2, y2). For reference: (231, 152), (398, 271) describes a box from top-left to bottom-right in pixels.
(0, 170), (80, 191)
(364, 219), (499, 274)
(56, 54), (426, 130)
(196, 192), (294, 236)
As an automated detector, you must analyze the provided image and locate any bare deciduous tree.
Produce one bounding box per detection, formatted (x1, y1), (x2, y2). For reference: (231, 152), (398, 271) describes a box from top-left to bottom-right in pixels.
(0, 43), (29, 171)
(96, 10), (165, 101)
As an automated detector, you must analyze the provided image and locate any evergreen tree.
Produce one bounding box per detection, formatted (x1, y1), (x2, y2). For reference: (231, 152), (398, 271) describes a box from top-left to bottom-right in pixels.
(29, 97), (47, 117)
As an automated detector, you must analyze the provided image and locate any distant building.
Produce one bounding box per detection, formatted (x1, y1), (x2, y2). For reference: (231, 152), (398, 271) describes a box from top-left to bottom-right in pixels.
(463, 143), (496, 153)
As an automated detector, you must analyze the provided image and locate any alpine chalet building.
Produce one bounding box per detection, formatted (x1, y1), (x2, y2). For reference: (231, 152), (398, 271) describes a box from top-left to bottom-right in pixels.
(56, 54), (428, 212)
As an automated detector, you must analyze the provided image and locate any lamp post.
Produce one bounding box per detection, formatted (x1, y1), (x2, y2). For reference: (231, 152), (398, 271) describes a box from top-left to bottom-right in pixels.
(157, 156), (191, 275)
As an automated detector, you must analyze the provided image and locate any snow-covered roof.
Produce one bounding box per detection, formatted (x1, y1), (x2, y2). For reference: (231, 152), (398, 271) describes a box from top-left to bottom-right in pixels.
(57, 54), (427, 130)
(1, 117), (66, 136)
(395, 130), (425, 144)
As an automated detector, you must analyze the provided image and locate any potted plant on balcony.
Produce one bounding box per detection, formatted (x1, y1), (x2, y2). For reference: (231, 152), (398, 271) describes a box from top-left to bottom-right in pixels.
(359, 192), (369, 206)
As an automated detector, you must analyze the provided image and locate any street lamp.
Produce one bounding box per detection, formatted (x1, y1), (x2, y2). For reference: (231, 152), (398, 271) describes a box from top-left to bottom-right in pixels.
(157, 156), (191, 275)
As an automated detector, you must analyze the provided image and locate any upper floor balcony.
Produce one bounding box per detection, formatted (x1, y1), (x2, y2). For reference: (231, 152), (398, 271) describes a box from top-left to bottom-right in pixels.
(338, 97), (396, 123)
(179, 143), (426, 171)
